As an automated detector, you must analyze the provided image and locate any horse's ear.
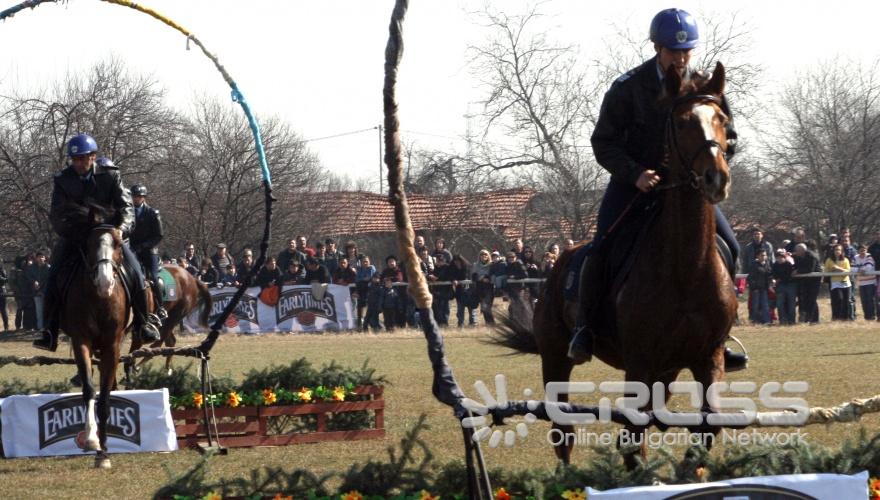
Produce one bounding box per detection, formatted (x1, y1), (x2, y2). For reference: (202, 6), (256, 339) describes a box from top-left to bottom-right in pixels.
(665, 64), (682, 98)
(703, 61), (726, 96)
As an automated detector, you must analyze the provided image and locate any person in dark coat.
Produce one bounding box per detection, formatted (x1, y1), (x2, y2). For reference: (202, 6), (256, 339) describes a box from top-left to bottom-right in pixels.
(255, 257), (282, 288)
(129, 184), (166, 319)
(303, 257), (330, 284)
(363, 275), (384, 332)
(793, 243), (822, 324)
(277, 238), (306, 273)
(0, 261), (8, 331)
(33, 135), (160, 351)
(429, 253), (456, 326)
(380, 276), (400, 332)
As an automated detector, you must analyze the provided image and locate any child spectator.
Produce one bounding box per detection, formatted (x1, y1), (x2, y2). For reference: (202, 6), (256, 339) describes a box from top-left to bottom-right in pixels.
(381, 276), (399, 331)
(355, 255), (377, 330)
(256, 257), (283, 288)
(222, 264), (241, 288)
(364, 275), (384, 331)
(281, 259), (304, 285)
(747, 249), (772, 324)
(771, 249), (797, 325)
(824, 244), (852, 321)
(198, 259), (219, 287)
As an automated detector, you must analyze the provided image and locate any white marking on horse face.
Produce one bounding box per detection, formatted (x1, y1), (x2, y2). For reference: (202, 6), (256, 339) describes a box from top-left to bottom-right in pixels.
(95, 233), (116, 297)
(693, 104), (720, 159)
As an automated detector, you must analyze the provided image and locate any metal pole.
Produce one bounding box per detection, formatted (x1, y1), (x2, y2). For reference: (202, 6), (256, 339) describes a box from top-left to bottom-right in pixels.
(378, 124), (384, 192)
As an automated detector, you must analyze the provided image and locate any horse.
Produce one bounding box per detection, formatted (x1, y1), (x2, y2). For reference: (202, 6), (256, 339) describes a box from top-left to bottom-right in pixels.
(59, 203), (130, 469)
(124, 265), (212, 381)
(494, 62), (737, 467)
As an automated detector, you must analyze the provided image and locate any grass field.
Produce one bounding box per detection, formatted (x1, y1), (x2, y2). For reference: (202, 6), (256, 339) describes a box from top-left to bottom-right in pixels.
(1, 300), (879, 498)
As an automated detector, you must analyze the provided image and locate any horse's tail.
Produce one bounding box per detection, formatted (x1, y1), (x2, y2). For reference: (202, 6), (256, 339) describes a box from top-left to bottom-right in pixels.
(487, 294), (539, 355)
(196, 279), (212, 327)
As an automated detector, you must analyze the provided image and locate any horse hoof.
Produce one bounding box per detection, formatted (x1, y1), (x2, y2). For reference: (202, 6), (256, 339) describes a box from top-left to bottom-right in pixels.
(84, 438), (101, 452)
(94, 455), (112, 469)
(167, 368), (173, 377)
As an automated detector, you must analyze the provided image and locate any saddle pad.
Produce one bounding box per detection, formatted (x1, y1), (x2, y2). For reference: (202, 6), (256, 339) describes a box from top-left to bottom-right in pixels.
(157, 267), (177, 301)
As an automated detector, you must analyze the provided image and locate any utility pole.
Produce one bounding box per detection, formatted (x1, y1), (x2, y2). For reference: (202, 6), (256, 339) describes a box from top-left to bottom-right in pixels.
(377, 124), (383, 192)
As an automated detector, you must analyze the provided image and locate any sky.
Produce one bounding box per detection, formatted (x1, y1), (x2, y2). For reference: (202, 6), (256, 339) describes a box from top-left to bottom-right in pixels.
(0, 0), (878, 191)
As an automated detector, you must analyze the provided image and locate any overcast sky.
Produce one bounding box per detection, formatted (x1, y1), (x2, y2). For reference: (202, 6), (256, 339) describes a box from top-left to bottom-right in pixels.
(1, 0), (877, 190)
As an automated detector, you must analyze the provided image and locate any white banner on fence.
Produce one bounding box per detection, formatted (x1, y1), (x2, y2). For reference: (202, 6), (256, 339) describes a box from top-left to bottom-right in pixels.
(184, 284), (355, 333)
(0, 389), (178, 458)
(585, 470), (869, 499)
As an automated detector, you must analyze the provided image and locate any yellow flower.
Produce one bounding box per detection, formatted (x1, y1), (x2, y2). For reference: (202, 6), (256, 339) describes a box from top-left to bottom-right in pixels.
(340, 491), (363, 500)
(494, 487), (511, 500)
(192, 392), (204, 409)
(226, 391), (241, 408)
(262, 388), (277, 405)
(202, 492), (222, 500)
(332, 386), (346, 402)
(419, 490), (440, 500)
(561, 488), (586, 500)
(298, 387), (312, 403)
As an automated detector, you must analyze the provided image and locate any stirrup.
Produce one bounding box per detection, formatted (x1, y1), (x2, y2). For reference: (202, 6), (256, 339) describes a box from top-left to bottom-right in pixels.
(724, 335), (749, 372)
(33, 330), (59, 352)
(146, 312), (163, 327)
(156, 306), (168, 321)
(139, 321), (161, 342)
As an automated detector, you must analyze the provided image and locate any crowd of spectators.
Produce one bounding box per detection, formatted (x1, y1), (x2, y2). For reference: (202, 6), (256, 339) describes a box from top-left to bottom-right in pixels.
(742, 227), (880, 325)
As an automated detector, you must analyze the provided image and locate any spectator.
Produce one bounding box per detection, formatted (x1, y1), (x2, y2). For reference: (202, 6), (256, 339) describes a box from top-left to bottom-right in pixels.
(256, 256), (283, 289)
(362, 275), (384, 332)
(183, 243), (201, 270)
(429, 253), (455, 326)
(179, 256), (198, 276)
(211, 243), (234, 272)
(742, 228), (773, 270)
(418, 246), (435, 274)
(238, 251), (256, 284)
(0, 261), (8, 331)
(13, 253), (34, 330)
(278, 238), (305, 272)
(853, 244), (876, 320)
(324, 238), (343, 275)
(541, 251), (557, 277)
(824, 234), (839, 262)
(471, 249), (495, 325)
(771, 249), (797, 325)
(314, 242), (327, 268)
(841, 233), (858, 319)
(296, 235), (314, 258)
(868, 230), (880, 266)
(747, 249), (772, 325)
(355, 255), (377, 329)
(563, 239), (575, 252)
(824, 244), (852, 321)
(380, 255), (407, 328)
(785, 228), (806, 254)
(503, 251), (528, 318)
(237, 247), (254, 271)
(510, 238), (525, 261)
(333, 257), (357, 286)
(198, 259), (219, 287)
(414, 235), (427, 255)
(381, 276), (400, 332)
(793, 243), (822, 324)
(221, 264), (241, 288)
(303, 257), (330, 284)
(450, 254), (476, 328)
(432, 238), (453, 265)
(547, 243), (561, 259)
(343, 241), (364, 268)
(281, 259), (304, 285)
(521, 246), (541, 299)
(26, 251), (50, 331)
(489, 250), (507, 296)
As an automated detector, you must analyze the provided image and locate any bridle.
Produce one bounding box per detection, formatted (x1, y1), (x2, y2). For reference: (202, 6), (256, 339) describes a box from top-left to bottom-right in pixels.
(79, 224), (121, 277)
(658, 93), (726, 192)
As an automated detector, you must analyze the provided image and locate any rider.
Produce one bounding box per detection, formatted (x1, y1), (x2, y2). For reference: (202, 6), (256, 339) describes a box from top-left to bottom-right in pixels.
(33, 134), (161, 351)
(129, 183), (167, 321)
(566, 8), (748, 370)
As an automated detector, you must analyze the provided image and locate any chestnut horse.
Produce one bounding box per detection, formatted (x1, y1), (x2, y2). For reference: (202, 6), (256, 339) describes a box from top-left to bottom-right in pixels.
(496, 62), (737, 466)
(124, 265), (212, 379)
(61, 204), (129, 469)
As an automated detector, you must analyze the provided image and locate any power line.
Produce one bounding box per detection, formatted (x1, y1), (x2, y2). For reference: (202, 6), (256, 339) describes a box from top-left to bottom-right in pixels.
(302, 126), (377, 143)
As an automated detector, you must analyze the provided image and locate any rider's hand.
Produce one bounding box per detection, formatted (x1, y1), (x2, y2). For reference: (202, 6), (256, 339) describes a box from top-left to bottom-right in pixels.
(636, 170), (661, 192)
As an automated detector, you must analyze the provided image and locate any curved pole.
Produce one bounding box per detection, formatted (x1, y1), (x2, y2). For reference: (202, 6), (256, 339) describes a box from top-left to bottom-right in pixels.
(0, 0), (274, 355)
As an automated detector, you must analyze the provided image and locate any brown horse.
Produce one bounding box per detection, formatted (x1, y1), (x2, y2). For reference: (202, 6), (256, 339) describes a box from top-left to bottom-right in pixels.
(496, 62), (737, 466)
(62, 204), (129, 469)
(125, 265), (212, 379)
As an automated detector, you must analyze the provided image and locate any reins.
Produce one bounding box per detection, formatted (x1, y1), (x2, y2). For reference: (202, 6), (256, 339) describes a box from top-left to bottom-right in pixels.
(657, 93), (725, 192)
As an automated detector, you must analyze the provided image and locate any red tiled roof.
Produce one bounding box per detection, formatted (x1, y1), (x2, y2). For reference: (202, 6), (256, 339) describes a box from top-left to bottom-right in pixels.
(287, 188), (539, 236)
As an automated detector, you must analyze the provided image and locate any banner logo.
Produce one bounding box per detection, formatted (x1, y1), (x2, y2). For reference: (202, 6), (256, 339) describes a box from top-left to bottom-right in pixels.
(276, 288), (338, 325)
(38, 396), (141, 449)
(209, 291), (258, 325)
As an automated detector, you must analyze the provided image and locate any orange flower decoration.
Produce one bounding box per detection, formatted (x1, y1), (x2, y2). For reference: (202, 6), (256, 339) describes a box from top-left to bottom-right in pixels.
(226, 391), (241, 408)
(263, 388), (277, 405)
(332, 386), (346, 402)
(272, 494), (292, 500)
(494, 487), (511, 500)
(192, 392), (204, 409)
(419, 490), (440, 500)
(202, 492), (222, 500)
(297, 387), (312, 403)
(341, 491), (363, 500)
(561, 488), (586, 500)
(870, 477), (880, 500)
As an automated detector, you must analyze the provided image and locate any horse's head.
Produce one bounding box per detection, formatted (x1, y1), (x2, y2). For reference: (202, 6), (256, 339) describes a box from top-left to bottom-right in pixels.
(80, 203), (123, 298)
(662, 61), (731, 204)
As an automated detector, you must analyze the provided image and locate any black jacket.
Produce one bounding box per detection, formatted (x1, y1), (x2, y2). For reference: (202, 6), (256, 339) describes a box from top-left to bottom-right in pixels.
(591, 56), (738, 186)
(130, 202), (163, 254)
(50, 164), (134, 240)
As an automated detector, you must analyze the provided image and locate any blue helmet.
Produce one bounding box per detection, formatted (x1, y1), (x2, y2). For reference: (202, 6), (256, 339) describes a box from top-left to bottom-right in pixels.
(67, 134), (98, 157)
(649, 8), (699, 50)
(96, 157), (115, 168)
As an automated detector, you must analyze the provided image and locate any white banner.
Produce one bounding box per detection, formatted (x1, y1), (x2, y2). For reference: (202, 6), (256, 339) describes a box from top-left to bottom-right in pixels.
(0, 389), (178, 458)
(184, 284), (355, 333)
(586, 471), (869, 499)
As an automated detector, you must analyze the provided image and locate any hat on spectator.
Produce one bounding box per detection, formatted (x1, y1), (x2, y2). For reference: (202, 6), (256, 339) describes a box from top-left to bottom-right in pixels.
(775, 249), (786, 256)
(491, 250), (500, 256)
(216, 243), (227, 249)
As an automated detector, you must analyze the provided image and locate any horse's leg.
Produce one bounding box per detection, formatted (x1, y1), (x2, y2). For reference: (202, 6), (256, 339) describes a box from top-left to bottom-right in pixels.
(95, 337), (120, 469)
(687, 347), (726, 475)
(542, 346), (575, 464)
(164, 320), (177, 376)
(73, 339), (101, 453)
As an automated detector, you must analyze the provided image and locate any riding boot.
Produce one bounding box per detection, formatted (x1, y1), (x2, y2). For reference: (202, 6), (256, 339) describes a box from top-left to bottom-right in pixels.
(151, 280), (168, 321)
(134, 284), (161, 343)
(723, 348), (748, 372)
(568, 247), (603, 363)
(33, 313), (60, 352)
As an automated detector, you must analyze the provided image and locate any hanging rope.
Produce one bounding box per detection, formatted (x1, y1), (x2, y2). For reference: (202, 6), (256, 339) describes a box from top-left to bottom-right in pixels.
(0, 0), (275, 357)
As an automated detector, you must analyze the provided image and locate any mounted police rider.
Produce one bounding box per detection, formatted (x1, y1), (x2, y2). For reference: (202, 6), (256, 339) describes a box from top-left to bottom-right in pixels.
(566, 8), (748, 370)
(33, 134), (161, 351)
(129, 183), (167, 321)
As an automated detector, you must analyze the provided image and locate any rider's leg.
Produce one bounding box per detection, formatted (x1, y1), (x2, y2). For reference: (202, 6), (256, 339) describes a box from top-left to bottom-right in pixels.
(33, 241), (68, 351)
(122, 244), (160, 342)
(569, 180), (637, 362)
(146, 252), (167, 320)
(714, 206), (748, 371)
